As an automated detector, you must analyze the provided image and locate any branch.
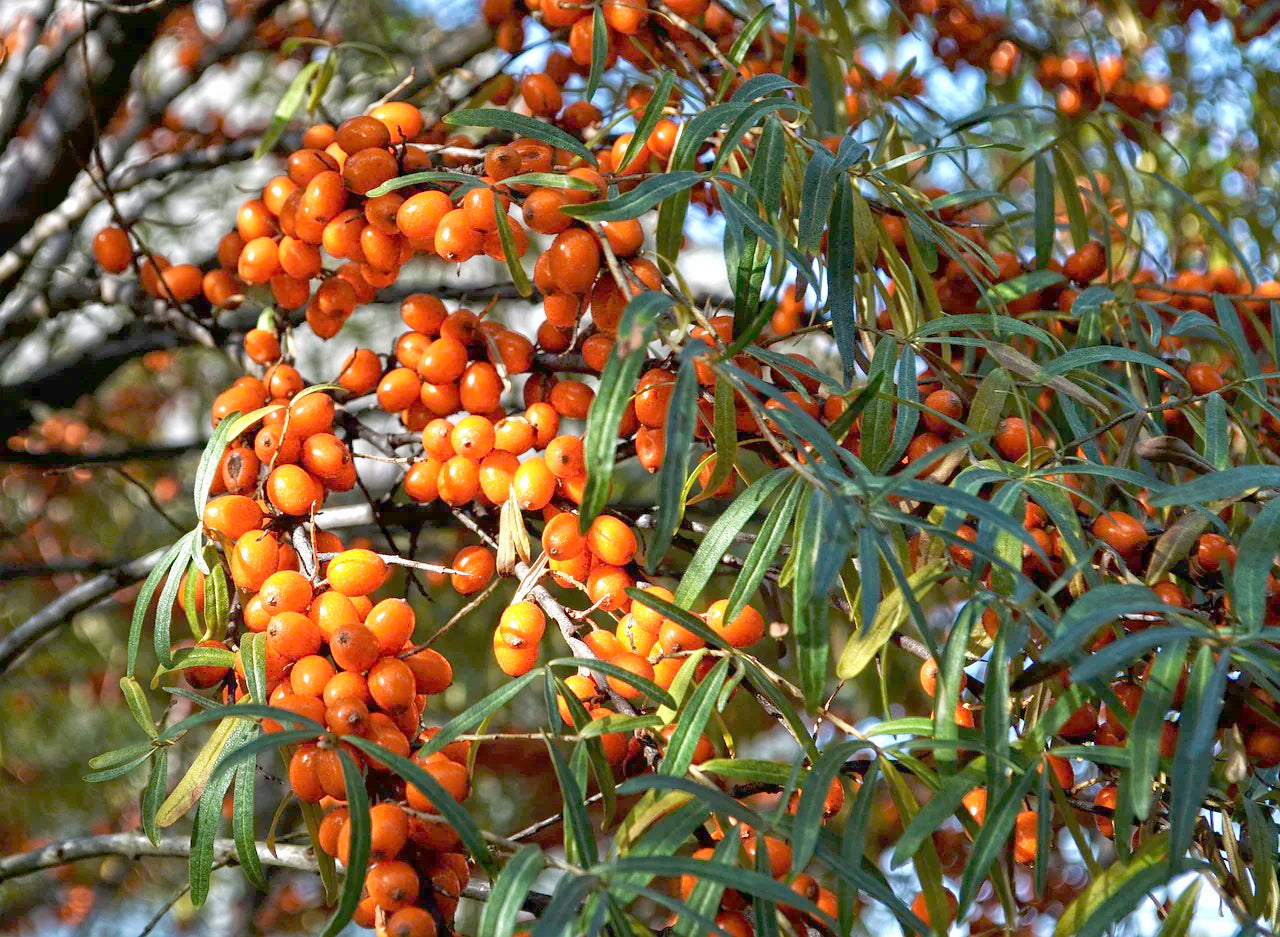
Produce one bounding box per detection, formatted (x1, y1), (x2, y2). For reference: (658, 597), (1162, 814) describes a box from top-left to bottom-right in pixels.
(0, 545), (165, 674)
(0, 832), (551, 911)
(0, 443), (202, 467)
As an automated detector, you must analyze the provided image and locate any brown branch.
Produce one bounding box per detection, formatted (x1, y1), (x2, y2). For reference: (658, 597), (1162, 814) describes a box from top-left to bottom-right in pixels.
(0, 545), (167, 674)
(0, 832), (551, 911)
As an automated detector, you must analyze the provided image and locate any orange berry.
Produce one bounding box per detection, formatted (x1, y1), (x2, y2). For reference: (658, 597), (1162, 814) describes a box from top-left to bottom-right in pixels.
(705, 599), (765, 647)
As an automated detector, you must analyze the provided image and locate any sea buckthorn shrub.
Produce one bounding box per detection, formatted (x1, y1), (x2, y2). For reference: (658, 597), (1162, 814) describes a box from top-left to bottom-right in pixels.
(4, 0), (1280, 935)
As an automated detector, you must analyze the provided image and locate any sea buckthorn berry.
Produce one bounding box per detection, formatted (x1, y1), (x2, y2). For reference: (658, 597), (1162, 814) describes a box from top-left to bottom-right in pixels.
(544, 435), (585, 478)
(366, 860), (420, 911)
(404, 459), (441, 503)
(1187, 361), (1226, 395)
(237, 236), (280, 284)
(327, 549), (388, 596)
(911, 889), (959, 930)
(459, 361), (503, 414)
(231, 529), (281, 588)
(548, 229), (602, 295)
(922, 389), (964, 435)
(526, 402), (560, 447)
(397, 190), (453, 241)
(1013, 810), (1040, 864)
(260, 570), (314, 615)
(586, 515), (637, 566)
(324, 671), (371, 709)
(993, 417), (1045, 461)
(93, 226), (132, 273)
(366, 598), (416, 654)
(705, 599), (765, 647)
(435, 209), (483, 263)
(418, 336), (469, 384)
(291, 655), (336, 698)
(387, 907), (437, 937)
(401, 293), (447, 334)
(512, 457), (557, 510)
(368, 657), (417, 712)
(266, 464), (324, 516)
(451, 415), (495, 459)
(452, 544), (496, 595)
(288, 744), (326, 802)
(1091, 511), (1149, 558)
(520, 73), (563, 117)
(523, 188), (574, 235)
(267, 611), (323, 661)
(343, 147), (398, 195)
(405, 647), (453, 694)
(438, 455), (480, 505)
(498, 601), (546, 649)
(493, 629), (539, 676)
(586, 564), (634, 612)
(330, 621), (381, 673)
(202, 495), (264, 540)
(378, 368), (423, 413)
(287, 148), (338, 186)
(542, 511), (586, 561)
(478, 450), (520, 503)
(634, 369), (676, 427)
(1063, 241), (1106, 285)
(370, 101), (424, 144)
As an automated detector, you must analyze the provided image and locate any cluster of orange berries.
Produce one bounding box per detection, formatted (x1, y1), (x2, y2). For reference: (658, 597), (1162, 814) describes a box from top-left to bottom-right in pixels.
(182, 510), (466, 936)
(1036, 54), (1171, 119)
(897, 0), (1019, 76)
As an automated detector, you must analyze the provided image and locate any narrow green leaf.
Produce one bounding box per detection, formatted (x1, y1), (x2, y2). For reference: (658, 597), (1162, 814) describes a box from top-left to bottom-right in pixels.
(724, 478), (801, 622)
(141, 748), (167, 845)
(445, 108), (595, 166)
(255, 61), (321, 159)
(674, 470), (788, 607)
(837, 559), (946, 679)
(1169, 647), (1230, 870)
(646, 350), (700, 572)
(1232, 497), (1280, 631)
(493, 199), (532, 297)
(346, 735), (495, 872)
(827, 175), (859, 382)
(563, 171), (704, 222)
(1122, 638), (1187, 823)
(233, 759), (265, 889)
(419, 669), (542, 758)
(1054, 833), (1172, 937)
(320, 750), (370, 937)
(154, 531), (199, 668)
(128, 536), (191, 676)
(660, 657), (732, 776)
(1034, 152), (1054, 268)
(581, 293), (669, 524)
(120, 676), (157, 739)
(479, 845), (545, 937)
(584, 4), (607, 100)
(545, 737), (598, 866)
(1155, 879), (1202, 937)
(189, 719), (257, 906)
